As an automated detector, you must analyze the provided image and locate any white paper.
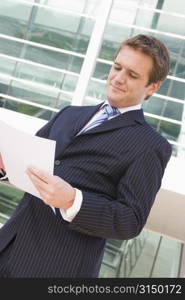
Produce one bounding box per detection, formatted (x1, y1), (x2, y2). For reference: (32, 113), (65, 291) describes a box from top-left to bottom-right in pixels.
(0, 120), (56, 199)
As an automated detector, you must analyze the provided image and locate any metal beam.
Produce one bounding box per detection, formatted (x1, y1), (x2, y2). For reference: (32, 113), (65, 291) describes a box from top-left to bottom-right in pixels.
(71, 0), (113, 106)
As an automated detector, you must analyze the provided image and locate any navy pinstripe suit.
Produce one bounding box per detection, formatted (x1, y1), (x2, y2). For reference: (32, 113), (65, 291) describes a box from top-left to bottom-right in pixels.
(0, 103), (172, 277)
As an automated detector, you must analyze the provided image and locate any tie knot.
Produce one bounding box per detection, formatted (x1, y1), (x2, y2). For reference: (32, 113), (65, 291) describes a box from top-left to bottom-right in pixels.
(78, 103), (120, 134)
(104, 104), (120, 117)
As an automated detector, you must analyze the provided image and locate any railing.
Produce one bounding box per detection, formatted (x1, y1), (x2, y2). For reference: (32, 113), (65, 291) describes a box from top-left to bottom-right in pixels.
(100, 230), (183, 278)
(100, 230), (149, 278)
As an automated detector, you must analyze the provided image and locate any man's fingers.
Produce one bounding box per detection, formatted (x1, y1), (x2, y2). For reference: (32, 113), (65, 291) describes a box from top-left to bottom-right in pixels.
(27, 171), (56, 205)
(27, 166), (54, 184)
(26, 170), (48, 190)
(0, 154), (5, 170)
(26, 170), (57, 196)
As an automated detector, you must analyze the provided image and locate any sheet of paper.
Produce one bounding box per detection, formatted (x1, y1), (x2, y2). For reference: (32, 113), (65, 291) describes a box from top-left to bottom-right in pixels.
(0, 120), (56, 199)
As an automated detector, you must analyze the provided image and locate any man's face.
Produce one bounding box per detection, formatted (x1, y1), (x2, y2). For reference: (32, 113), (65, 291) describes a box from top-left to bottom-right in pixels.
(107, 46), (160, 108)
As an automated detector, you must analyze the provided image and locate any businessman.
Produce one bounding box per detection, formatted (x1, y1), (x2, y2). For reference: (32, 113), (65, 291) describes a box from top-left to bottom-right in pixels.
(0, 34), (172, 277)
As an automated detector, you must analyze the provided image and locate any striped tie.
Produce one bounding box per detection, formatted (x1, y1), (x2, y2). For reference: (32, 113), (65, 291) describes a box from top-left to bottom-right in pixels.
(80, 104), (120, 134)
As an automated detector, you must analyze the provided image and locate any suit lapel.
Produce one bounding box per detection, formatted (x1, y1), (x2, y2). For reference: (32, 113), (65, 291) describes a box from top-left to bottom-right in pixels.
(78, 108), (145, 136)
(54, 103), (104, 158)
(73, 102), (104, 135)
(55, 106), (145, 159)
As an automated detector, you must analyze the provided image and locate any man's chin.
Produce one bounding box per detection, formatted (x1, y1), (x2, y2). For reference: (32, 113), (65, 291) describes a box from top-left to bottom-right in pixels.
(107, 94), (123, 103)
(107, 98), (122, 108)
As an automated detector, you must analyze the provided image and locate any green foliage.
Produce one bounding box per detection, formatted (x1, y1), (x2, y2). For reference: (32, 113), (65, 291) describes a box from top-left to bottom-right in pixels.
(0, 184), (24, 218)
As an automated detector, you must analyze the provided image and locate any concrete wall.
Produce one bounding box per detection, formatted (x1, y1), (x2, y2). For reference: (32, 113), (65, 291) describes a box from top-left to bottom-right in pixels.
(145, 188), (185, 243)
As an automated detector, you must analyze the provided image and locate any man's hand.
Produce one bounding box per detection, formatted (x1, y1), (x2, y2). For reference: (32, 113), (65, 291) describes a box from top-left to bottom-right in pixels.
(26, 166), (76, 210)
(0, 153), (5, 170)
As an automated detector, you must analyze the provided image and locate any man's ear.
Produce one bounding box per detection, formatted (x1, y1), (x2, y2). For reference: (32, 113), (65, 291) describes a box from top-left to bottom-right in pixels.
(145, 81), (162, 100)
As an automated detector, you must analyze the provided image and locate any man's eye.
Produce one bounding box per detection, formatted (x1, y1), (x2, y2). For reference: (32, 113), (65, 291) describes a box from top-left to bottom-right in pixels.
(114, 66), (121, 71)
(129, 73), (138, 79)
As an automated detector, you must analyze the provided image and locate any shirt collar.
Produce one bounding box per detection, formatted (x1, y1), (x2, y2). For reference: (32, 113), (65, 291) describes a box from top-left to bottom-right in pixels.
(103, 100), (141, 114)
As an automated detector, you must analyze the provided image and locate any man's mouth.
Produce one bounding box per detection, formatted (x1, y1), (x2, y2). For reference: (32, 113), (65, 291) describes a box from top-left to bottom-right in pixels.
(110, 84), (126, 92)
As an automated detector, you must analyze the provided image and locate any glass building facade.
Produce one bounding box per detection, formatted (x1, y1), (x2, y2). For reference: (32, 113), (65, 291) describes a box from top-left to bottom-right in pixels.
(0, 0), (184, 277)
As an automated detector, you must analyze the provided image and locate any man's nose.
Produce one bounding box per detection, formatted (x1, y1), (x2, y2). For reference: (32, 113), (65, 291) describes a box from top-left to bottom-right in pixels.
(115, 70), (126, 84)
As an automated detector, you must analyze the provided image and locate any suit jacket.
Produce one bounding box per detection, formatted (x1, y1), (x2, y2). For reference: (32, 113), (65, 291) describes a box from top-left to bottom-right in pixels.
(0, 103), (172, 277)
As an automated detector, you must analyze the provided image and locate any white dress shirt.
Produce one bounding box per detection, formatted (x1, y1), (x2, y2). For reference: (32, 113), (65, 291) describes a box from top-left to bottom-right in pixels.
(60, 101), (141, 222)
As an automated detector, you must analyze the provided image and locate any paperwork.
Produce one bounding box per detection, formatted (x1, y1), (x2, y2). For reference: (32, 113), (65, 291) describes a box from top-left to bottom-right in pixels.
(0, 120), (56, 199)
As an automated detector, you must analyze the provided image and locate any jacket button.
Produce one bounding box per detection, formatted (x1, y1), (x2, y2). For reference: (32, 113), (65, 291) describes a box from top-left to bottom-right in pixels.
(54, 160), (61, 166)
